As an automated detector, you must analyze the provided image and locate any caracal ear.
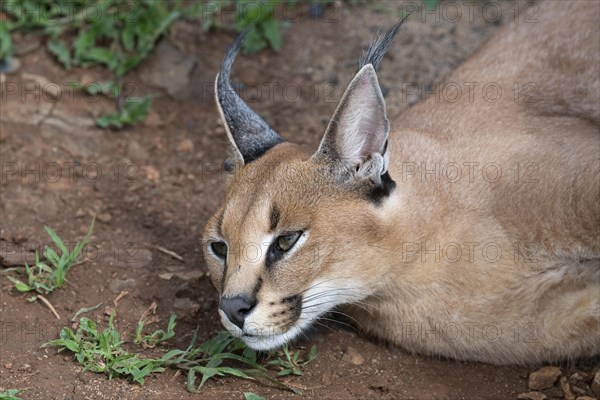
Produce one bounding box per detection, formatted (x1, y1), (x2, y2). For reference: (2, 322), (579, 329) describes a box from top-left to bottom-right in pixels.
(313, 64), (390, 185)
(215, 33), (284, 166)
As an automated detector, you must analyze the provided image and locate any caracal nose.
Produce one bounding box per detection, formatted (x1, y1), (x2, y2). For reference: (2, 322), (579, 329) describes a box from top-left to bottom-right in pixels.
(219, 294), (257, 329)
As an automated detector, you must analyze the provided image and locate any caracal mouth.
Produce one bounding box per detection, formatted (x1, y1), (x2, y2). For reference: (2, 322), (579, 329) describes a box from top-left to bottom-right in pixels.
(240, 326), (306, 351)
(218, 309), (313, 351)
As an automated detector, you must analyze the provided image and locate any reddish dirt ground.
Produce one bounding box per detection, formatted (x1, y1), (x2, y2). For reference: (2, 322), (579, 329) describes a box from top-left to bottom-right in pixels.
(1, 1), (598, 399)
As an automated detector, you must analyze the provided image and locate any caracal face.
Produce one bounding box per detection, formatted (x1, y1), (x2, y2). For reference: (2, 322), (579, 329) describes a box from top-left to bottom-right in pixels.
(203, 143), (391, 350)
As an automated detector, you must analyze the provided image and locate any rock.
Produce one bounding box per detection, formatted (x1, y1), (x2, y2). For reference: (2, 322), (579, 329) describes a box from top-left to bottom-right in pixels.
(571, 386), (586, 395)
(0, 57), (21, 73)
(528, 366), (562, 390)
(592, 371), (600, 397)
(570, 372), (589, 383)
(109, 278), (136, 293)
(0, 89), (53, 124)
(22, 72), (60, 99)
(142, 165), (160, 183)
(517, 392), (547, 400)
(138, 39), (196, 98)
(77, 371), (90, 384)
(45, 100), (96, 129)
(174, 269), (203, 281)
(341, 346), (365, 365)
(4, 363), (12, 369)
(576, 397), (597, 400)
(173, 298), (200, 314)
(0, 250), (36, 266)
(114, 248), (153, 269)
(96, 212), (112, 223)
(176, 138), (194, 153)
(560, 376), (575, 400)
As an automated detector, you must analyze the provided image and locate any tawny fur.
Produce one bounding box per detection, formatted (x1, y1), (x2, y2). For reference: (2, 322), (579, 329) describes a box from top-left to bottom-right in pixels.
(204, 0), (600, 364)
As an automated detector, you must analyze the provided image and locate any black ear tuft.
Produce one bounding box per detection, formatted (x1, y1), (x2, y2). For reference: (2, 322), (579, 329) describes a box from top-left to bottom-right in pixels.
(359, 13), (411, 72)
(312, 17), (411, 204)
(216, 33), (284, 165)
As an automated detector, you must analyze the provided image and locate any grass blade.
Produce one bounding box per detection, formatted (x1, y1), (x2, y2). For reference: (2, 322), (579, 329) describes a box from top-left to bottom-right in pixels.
(44, 225), (69, 255)
(70, 303), (103, 322)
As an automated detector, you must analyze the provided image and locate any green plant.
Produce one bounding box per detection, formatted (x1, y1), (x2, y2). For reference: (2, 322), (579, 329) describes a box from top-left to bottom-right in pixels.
(135, 313), (176, 348)
(7, 218), (95, 301)
(45, 311), (315, 394)
(0, 0), (292, 128)
(244, 393), (266, 400)
(96, 95), (154, 129)
(267, 344), (317, 376)
(173, 330), (302, 394)
(0, 389), (24, 400)
(234, 0), (283, 53)
(44, 312), (168, 384)
(0, 0), (200, 128)
(199, 0), (284, 53)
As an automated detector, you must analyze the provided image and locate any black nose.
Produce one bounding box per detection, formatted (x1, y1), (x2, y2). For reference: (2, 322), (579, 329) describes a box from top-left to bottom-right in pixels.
(219, 295), (257, 329)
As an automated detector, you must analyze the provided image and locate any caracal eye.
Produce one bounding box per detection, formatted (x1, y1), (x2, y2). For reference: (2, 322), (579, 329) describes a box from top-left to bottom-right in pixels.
(210, 241), (228, 259)
(276, 231), (302, 252)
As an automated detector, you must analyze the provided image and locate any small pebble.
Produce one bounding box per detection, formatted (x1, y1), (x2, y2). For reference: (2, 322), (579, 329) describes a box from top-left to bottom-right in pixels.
(341, 346), (365, 365)
(571, 386), (586, 395)
(108, 278), (136, 293)
(528, 366), (562, 390)
(560, 376), (575, 400)
(517, 392), (547, 400)
(570, 372), (586, 382)
(96, 212), (112, 223)
(176, 139), (194, 153)
(0, 57), (21, 73)
(592, 371), (600, 396)
(77, 371), (90, 384)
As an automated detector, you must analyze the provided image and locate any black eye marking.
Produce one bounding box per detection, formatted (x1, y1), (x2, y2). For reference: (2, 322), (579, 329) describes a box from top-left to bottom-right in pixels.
(210, 241), (228, 259)
(215, 210), (225, 237)
(269, 204), (280, 232)
(265, 231), (303, 269)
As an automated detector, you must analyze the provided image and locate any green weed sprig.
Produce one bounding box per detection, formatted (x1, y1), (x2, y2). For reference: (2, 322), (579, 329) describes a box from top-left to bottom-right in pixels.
(45, 311), (316, 394)
(7, 219), (95, 302)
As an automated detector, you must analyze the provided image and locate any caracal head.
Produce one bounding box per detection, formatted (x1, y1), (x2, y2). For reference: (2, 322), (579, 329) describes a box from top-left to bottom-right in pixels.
(203, 21), (406, 349)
